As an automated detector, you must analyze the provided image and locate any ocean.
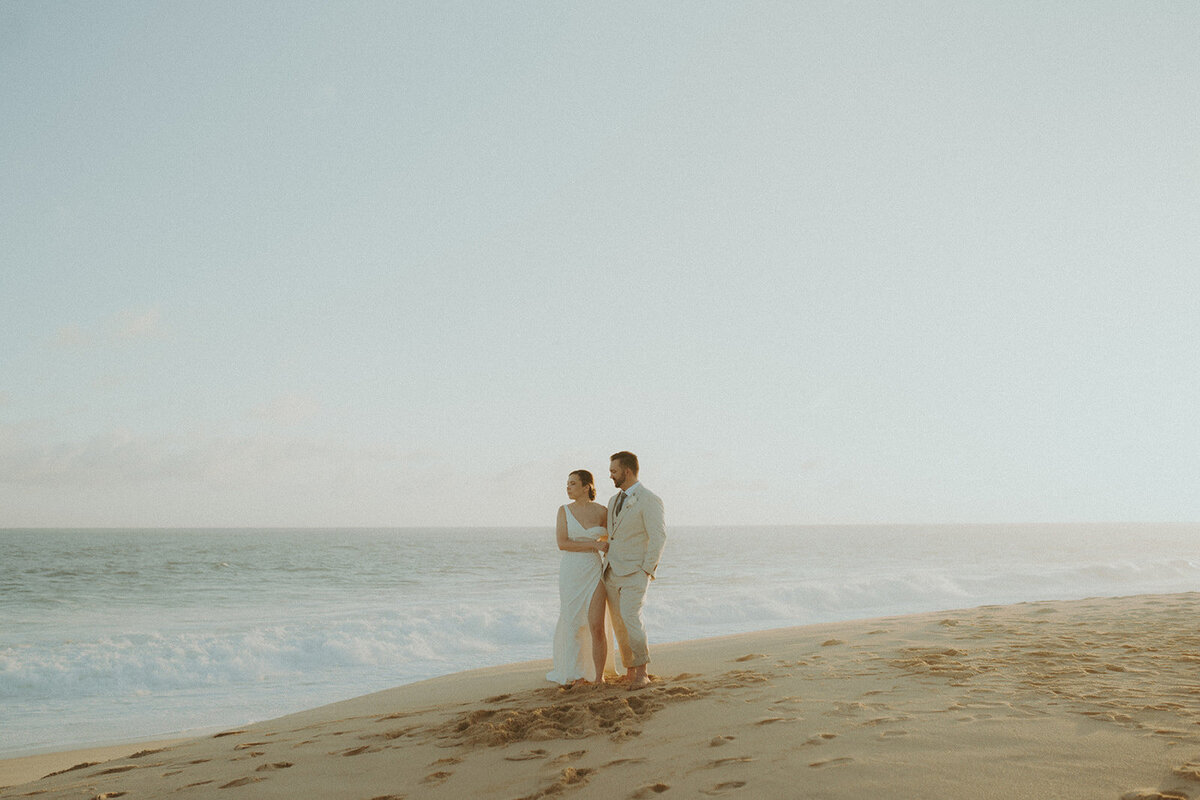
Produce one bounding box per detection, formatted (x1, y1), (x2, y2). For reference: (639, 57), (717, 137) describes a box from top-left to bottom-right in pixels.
(2, 524), (1197, 757)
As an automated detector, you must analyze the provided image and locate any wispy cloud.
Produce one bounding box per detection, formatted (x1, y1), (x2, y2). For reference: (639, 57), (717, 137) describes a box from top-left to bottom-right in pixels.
(48, 306), (166, 349)
(249, 394), (321, 427)
(91, 373), (130, 391)
(0, 427), (605, 526)
(0, 422), (537, 527)
(0, 426), (395, 490)
(113, 307), (164, 340)
(50, 324), (90, 349)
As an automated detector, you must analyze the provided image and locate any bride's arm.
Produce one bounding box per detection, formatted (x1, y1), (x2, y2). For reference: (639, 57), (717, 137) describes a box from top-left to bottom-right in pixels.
(594, 506), (609, 553)
(596, 506), (610, 553)
(556, 507), (604, 552)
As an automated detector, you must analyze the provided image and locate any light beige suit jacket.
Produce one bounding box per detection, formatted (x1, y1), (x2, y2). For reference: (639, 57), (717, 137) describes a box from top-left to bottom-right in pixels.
(605, 483), (667, 578)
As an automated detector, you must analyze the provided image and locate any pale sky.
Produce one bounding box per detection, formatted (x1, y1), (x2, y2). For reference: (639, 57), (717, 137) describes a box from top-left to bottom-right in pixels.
(2, 2), (1198, 528)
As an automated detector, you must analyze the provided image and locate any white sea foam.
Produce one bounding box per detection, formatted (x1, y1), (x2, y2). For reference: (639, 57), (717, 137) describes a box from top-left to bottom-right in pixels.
(2, 525), (1197, 755)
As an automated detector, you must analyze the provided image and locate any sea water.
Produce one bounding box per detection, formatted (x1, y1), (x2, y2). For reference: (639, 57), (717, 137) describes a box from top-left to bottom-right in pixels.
(2, 524), (1197, 756)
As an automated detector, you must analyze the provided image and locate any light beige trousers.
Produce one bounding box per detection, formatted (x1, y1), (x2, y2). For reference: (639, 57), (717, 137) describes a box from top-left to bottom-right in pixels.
(603, 566), (651, 669)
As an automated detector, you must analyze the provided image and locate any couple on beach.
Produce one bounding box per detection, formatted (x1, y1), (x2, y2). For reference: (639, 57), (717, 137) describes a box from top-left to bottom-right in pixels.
(546, 451), (667, 690)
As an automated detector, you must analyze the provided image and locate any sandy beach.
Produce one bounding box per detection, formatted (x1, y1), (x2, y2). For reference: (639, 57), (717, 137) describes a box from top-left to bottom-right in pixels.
(3, 592), (1198, 799)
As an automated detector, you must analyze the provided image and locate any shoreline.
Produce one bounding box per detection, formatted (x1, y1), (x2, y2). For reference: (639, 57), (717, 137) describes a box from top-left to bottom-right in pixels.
(5, 593), (1199, 798)
(9, 523), (1200, 771)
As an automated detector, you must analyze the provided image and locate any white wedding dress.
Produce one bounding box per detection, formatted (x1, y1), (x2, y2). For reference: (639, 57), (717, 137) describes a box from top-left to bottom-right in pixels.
(546, 505), (615, 684)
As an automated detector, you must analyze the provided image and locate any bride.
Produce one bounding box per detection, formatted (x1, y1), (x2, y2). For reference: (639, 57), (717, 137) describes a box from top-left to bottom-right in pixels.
(546, 469), (612, 685)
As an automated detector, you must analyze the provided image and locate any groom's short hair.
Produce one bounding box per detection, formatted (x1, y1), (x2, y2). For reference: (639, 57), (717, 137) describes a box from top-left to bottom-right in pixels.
(610, 451), (639, 475)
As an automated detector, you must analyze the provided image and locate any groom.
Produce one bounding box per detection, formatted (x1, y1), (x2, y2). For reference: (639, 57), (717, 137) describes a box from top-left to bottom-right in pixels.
(604, 451), (667, 689)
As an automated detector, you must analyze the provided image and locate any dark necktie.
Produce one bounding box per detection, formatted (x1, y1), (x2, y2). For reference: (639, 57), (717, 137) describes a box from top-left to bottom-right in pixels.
(614, 490), (628, 516)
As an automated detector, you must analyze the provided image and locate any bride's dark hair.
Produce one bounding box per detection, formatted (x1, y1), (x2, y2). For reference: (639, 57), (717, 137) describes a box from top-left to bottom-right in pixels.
(570, 470), (597, 501)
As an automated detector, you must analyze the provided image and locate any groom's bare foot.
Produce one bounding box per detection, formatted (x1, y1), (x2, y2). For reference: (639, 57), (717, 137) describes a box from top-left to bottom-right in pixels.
(628, 675), (651, 690)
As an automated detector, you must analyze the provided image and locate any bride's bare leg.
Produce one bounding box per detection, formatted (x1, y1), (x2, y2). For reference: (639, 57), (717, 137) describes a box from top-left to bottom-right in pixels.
(587, 581), (608, 684)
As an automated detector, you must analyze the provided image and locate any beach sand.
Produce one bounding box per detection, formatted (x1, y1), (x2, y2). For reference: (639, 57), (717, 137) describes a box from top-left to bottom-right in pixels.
(3, 592), (1199, 799)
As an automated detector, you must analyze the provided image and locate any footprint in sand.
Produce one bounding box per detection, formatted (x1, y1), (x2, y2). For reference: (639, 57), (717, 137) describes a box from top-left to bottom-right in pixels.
(801, 733), (838, 746)
(44, 761), (102, 778)
(552, 750), (589, 764)
(520, 767), (594, 799)
(809, 757), (854, 768)
(862, 715), (911, 727)
(219, 777), (265, 789)
(92, 765), (139, 776)
(1121, 792), (1189, 800)
(254, 762), (293, 771)
(422, 771), (453, 785)
(504, 749), (549, 761)
(128, 748), (167, 759)
(232, 750), (265, 760)
(630, 783), (670, 798)
(1153, 728), (1187, 737)
(340, 745), (382, 757)
(700, 782), (747, 796)
(707, 757), (755, 767)
(376, 710), (417, 721)
(734, 654), (765, 662)
(826, 702), (869, 717)
(709, 736), (736, 747)
(375, 725), (421, 741)
(92, 793), (128, 799)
